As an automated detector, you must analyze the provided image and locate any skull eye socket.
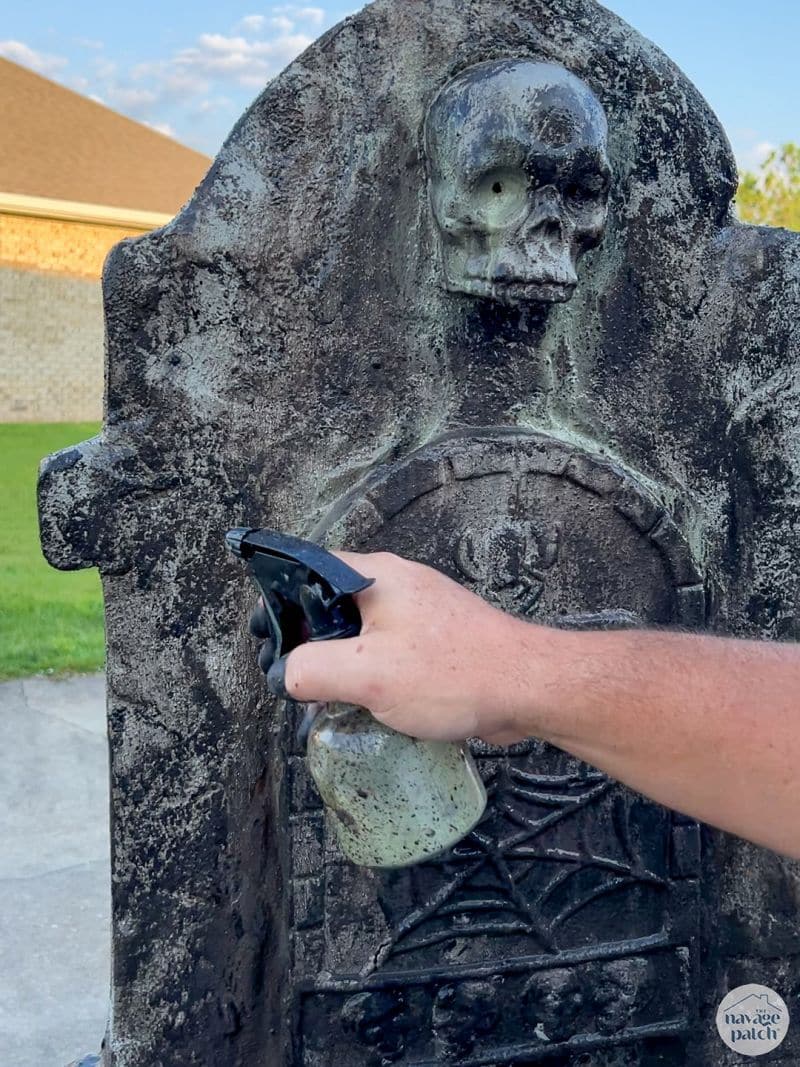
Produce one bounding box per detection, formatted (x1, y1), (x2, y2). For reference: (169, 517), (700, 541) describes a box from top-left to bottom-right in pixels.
(472, 169), (529, 229)
(564, 174), (609, 207)
(565, 182), (592, 205)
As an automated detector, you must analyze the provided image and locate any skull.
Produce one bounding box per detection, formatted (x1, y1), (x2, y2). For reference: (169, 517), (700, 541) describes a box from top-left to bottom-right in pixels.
(424, 59), (611, 305)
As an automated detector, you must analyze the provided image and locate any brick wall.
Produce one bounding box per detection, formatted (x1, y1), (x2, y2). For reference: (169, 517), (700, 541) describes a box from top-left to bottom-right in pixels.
(0, 211), (146, 422)
(0, 264), (104, 421)
(1, 211), (139, 279)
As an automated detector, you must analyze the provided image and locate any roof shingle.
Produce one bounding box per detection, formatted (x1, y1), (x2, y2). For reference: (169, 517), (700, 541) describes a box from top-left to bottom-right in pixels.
(0, 57), (211, 214)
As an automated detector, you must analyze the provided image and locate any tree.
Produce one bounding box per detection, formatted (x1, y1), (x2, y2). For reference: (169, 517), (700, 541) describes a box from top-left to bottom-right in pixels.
(737, 142), (800, 231)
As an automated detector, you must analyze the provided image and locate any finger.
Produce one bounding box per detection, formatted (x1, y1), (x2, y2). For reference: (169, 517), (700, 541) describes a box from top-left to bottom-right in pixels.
(257, 639), (276, 674)
(326, 552), (384, 618)
(266, 654), (290, 698)
(330, 549), (375, 569)
(329, 550), (408, 615)
(479, 728), (525, 747)
(281, 636), (376, 706)
(249, 598), (273, 639)
(330, 549), (404, 580)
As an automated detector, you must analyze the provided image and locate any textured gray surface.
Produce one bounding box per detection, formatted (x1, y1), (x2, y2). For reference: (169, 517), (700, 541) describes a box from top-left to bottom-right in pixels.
(36, 0), (800, 1063)
(0, 675), (109, 1067)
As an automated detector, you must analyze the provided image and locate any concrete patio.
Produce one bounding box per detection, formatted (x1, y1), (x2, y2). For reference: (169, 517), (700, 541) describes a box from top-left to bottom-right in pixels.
(0, 673), (108, 1066)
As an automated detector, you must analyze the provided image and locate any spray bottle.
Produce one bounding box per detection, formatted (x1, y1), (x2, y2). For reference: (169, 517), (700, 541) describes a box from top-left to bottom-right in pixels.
(226, 528), (487, 868)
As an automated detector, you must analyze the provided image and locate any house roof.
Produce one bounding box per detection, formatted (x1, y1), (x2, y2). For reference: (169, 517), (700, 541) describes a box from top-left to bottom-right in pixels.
(0, 57), (211, 215)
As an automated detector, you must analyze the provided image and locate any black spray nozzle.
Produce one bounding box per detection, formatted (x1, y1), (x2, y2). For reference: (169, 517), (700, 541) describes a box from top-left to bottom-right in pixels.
(225, 528), (374, 662)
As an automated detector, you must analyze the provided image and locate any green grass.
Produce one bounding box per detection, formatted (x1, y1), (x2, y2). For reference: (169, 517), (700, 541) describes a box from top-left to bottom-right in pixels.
(0, 423), (105, 679)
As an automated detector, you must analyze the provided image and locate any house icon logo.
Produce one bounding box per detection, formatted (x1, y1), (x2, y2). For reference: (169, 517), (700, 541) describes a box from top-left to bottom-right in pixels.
(716, 984), (790, 1056)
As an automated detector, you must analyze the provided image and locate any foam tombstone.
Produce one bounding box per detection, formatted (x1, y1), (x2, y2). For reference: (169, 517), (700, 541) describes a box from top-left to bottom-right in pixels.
(40, 1), (800, 1064)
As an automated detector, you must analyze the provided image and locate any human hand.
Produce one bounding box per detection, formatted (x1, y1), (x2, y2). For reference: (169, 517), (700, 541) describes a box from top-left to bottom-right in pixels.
(251, 551), (533, 745)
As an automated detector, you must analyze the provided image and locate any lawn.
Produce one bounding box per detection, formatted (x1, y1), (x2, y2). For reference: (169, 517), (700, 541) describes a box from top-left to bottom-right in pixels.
(0, 423), (105, 679)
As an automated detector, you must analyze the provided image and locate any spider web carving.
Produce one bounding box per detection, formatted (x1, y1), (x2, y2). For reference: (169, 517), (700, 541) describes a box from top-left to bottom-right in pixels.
(364, 753), (670, 976)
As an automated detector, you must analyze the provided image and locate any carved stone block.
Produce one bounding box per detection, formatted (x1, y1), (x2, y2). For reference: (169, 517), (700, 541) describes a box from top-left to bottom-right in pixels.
(38, 1), (800, 1063)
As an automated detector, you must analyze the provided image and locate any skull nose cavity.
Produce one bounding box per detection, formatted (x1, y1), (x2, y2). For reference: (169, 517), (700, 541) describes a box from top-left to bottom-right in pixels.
(530, 216), (564, 241)
(527, 187), (565, 234)
(535, 185), (561, 208)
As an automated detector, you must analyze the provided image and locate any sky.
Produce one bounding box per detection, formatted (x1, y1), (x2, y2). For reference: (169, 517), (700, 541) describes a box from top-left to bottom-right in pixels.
(1, 1), (798, 171)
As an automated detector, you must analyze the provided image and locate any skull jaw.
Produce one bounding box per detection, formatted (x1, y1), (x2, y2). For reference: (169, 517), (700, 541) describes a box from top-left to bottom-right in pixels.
(441, 243), (581, 305)
(443, 275), (577, 305)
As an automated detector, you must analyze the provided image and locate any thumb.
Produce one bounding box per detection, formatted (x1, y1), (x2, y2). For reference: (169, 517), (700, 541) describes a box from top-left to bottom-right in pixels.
(269, 637), (370, 706)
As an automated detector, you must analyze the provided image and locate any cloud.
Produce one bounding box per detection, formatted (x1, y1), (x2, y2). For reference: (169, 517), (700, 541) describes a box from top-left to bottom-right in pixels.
(93, 57), (118, 80)
(129, 62), (208, 102)
(120, 25), (315, 107)
(106, 85), (160, 113)
(237, 15), (266, 33)
(270, 15), (295, 32)
(274, 4), (326, 24)
(144, 120), (177, 138)
(1, 5), (331, 154)
(296, 6), (326, 24)
(751, 141), (777, 166)
(236, 6), (325, 38)
(0, 39), (67, 77)
(191, 96), (235, 116)
(732, 129), (778, 173)
(176, 31), (315, 82)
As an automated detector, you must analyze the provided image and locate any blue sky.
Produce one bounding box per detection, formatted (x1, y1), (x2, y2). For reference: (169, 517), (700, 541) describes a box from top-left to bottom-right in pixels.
(2, 1), (797, 171)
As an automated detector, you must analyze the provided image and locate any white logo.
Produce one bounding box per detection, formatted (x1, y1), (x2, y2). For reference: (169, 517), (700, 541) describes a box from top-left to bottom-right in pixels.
(716, 984), (790, 1057)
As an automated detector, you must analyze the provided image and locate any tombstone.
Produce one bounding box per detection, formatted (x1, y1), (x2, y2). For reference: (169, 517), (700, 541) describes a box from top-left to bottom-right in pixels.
(40, 0), (800, 1064)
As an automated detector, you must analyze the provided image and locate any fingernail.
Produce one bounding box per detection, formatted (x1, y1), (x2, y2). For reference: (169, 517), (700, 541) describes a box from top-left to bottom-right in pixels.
(266, 656), (289, 699)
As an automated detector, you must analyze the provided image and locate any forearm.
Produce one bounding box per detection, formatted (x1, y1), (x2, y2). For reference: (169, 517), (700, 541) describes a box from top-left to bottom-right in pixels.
(508, 621), (800, 857)
(277, 551), (800, 858)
